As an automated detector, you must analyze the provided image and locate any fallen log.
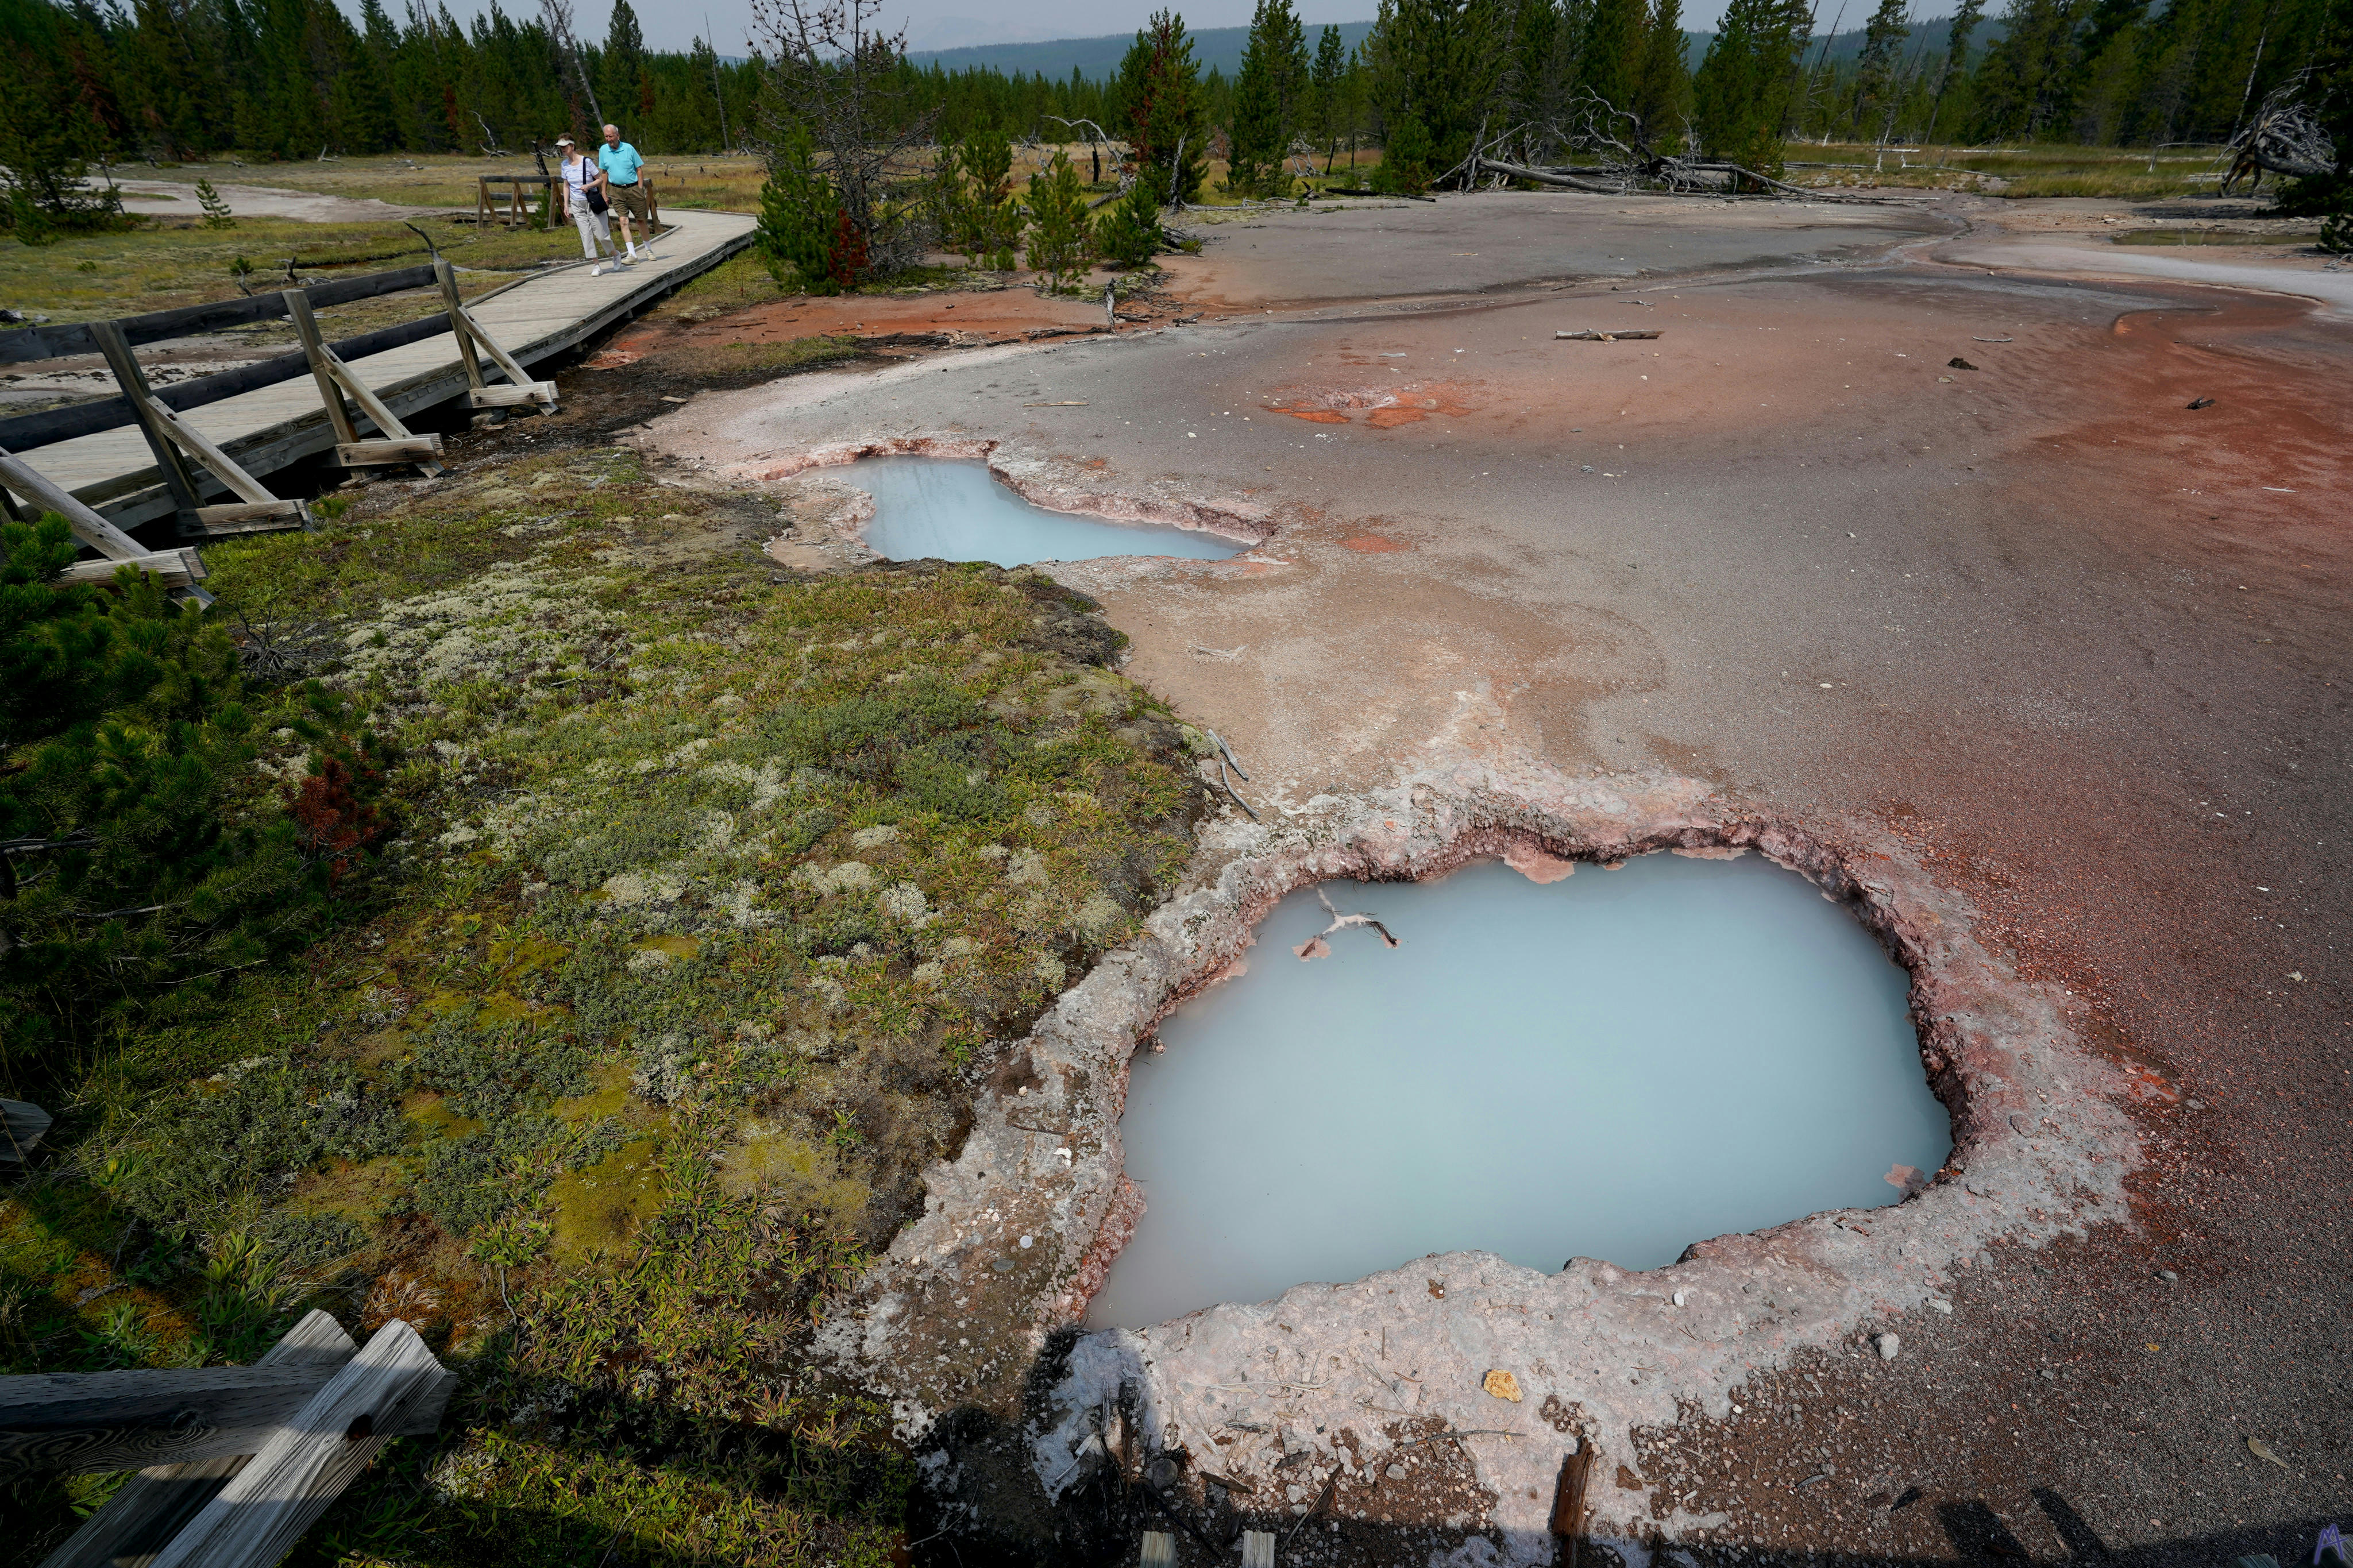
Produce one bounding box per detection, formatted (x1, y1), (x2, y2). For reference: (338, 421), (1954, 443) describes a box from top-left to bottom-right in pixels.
(1557, 329), (1661, 341)
(1468, 156), (1623, 194)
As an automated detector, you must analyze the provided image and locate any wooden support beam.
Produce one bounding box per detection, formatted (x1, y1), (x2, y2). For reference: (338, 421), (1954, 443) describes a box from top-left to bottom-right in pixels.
(281, 289), (359, 448)
(141, 1322), (451, 1568)
(55, 548), (208, 590)
(39, 1312), (357, 1568)
(92, 319), (315, 540)
(433, 257), (555, 409)
(0, 447), (147, 560)
(283, 289), (444, 475)
(433, 257), (488, 399)
(1241, 1530), (1277, 1568)
(88, 322), (205, 520)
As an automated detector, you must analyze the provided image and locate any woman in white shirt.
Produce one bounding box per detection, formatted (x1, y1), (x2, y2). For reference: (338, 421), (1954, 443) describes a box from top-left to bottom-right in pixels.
(556, 136), (617, 274)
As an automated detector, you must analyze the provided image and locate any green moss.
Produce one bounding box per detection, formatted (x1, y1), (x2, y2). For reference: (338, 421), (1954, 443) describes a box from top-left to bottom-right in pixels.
(7, 445), (1209, 1563)
(545, 1137), (665, 1264)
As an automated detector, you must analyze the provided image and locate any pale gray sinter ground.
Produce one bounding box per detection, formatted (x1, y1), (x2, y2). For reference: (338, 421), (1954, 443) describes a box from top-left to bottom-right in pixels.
(853, 458), (1247, 566)
(1086, 853), (1949, 1328)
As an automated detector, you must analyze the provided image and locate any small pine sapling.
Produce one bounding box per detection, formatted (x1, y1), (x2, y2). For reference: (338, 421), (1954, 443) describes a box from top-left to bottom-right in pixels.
(1098, 180), (1162, 267)
(755, 125), (843, 292)
(195, 177), (234, 228)
(1024, 152), (1095, 290)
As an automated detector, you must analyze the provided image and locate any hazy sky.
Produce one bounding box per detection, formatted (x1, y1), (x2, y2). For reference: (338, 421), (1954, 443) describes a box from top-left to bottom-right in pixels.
(413, 2), (1739, 58)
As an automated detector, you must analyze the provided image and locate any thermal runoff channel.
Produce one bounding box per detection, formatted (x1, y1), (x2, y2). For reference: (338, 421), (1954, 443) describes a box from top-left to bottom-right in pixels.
(853, 458), (1248, 566)
(1087, 853), (1953, 1328)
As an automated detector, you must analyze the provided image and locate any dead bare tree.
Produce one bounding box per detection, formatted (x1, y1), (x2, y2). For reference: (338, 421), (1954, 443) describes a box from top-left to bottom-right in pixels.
(538, 0), (605, 129)
(2221, 75), (2337, 194)
(753, 0), (938, 273)
(1444, 91), (1928, 204)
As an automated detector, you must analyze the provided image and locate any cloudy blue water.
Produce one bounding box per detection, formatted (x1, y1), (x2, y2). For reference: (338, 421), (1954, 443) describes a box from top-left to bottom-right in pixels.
(852, 457), (1247, 566)
(1085, 852), (1951, 1327)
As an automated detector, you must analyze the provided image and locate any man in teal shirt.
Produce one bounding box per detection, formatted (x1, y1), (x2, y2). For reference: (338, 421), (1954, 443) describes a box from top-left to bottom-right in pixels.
(599, 124), (653, 263)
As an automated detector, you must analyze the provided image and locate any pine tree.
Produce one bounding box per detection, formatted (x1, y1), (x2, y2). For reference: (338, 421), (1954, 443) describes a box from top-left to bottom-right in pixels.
(1, 514), (384, 1090)
(1099, 179), (1163, 264)
(603, 0), (647, 119)
(755, 123), (840, 292)
(1228, 0), (1309, 196)
(1848, 0), (1912, 138)
(1024, 150), (1095, 287)
(1117, 10), (1210, 204)
(1633, 0), (1692, 139)
(1576, 0), (1648, 110)
(195, 175), (233, 226)
(1510, 0), (1564, 140)
(1309, 24), (1351, 170)
(1694, 0), (1810, 173)
(1972, 0), (2092, 140)
(1926, 0), (1988, 138)
(1366, 0), (1509, 186)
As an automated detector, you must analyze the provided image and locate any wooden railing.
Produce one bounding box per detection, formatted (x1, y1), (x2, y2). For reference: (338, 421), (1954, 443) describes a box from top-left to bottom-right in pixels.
(0, 258), (555, 552)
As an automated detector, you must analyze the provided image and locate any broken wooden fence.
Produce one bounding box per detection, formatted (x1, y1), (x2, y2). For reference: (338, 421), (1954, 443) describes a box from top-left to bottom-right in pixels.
(0, 257), (553, 551)
(3, 1309), (454, 1568)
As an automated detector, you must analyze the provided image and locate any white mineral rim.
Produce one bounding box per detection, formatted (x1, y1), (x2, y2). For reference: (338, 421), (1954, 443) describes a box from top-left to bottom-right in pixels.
(817, 755), (2142, 1558)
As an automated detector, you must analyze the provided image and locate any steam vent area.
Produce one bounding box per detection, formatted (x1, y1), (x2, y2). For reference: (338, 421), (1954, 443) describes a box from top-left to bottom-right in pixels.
(5, 90), (2347, 1568)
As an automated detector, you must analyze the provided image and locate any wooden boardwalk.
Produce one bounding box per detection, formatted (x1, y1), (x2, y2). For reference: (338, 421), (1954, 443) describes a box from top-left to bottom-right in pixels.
(26, 208), (755, 530)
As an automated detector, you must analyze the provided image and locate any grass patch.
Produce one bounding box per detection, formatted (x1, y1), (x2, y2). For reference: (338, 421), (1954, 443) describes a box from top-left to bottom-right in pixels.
(1, 445), (1208, 1563)
(0, 218), (584, 326)
(2112, 227), (2321, 245)
(1777, 140), (2234, 198)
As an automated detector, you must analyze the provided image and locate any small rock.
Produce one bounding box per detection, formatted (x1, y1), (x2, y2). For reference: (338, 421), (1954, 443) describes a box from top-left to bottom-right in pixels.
(1927, 1296), (1953, 1314)
(1018, 1234), (1033, 1249)
(2159, 1269), (2178, 1282)
(1286, 1484), (1306, 1503)
(1875, 1332), (1901, 1361)
(1387, 1464), (1407, 1480)
(2009, 1113), (2033, 1134)
(1483, 1368), (1523, 1402)
(1672, 1289), (1687, 1307)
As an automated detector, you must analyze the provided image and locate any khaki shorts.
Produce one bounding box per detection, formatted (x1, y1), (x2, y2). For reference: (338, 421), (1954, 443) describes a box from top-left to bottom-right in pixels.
(608, 181), (651, 223)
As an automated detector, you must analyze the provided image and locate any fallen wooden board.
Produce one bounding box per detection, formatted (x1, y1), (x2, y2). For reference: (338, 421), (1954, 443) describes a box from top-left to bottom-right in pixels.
(56, 548), (208, 590)
(1, 1099), (51, 1168)
(40, 1311), (357, 1568)
(1556, 330), (1662, 341)
(192, 501), (308, 532)
(466, 383), (558, 408)
(1, 1365), (339, 1482)
(335, 436), (443, 466)
(144, 1320), (452, 1568)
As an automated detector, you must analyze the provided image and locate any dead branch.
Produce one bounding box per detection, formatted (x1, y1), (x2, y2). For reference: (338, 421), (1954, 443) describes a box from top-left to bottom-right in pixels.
(1294, 886), (1399, 960)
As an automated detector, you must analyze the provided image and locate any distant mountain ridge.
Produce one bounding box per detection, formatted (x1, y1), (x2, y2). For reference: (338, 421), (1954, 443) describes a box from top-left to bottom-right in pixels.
(908, 16), (1992, 82)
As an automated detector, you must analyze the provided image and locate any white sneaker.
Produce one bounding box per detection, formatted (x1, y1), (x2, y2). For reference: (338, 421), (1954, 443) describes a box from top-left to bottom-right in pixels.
(589, 265), (603, 276)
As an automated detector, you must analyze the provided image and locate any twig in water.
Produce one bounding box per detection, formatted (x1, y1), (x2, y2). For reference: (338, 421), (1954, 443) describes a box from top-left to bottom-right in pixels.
(1310, 886), (1398, 948)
